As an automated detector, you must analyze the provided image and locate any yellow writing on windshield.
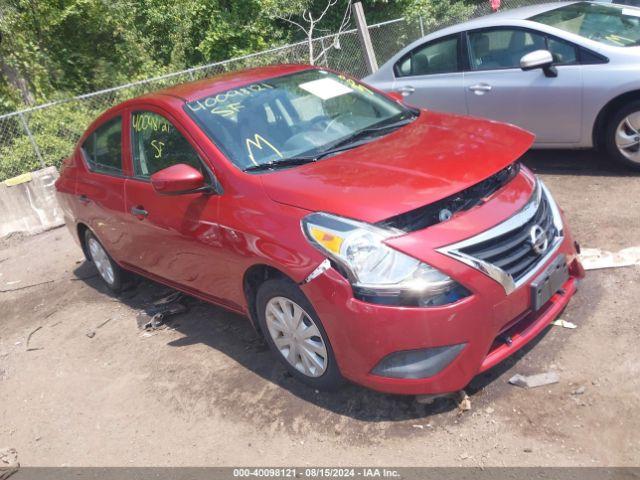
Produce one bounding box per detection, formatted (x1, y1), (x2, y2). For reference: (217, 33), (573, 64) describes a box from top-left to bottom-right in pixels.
(245, 134), (283, 165)
(338, 75), (373, 96)
(187, 83), (274, 116)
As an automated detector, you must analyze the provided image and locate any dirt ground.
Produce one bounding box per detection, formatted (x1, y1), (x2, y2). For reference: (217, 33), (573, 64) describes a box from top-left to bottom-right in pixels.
(1, 150), (639, 467)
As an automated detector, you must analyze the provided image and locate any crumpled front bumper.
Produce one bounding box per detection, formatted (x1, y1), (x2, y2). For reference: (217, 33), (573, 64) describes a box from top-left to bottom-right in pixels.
(301, 230), (583, 396)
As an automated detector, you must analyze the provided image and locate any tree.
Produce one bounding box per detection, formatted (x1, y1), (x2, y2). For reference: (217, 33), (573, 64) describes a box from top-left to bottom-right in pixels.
(266, 0), (353, 65)
(399, 0), (478, 29)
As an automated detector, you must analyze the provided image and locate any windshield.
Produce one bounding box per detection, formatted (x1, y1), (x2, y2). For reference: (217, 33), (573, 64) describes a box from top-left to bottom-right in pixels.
(185, 69), (411, 171)
(530, 2), (640, 47)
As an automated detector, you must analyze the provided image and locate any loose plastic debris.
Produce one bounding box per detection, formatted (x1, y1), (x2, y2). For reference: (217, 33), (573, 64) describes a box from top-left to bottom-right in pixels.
(509, 371), (560, 388)
(136, 291), (188, 330)
(551, 319), (578, 329)
(580, 246), (640, 271)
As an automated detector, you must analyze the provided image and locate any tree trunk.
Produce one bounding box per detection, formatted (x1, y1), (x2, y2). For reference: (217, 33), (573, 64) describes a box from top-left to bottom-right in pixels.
(308, 28), (315, 65)
(0, 59), (36, 106)
(0, 12), (36, 106)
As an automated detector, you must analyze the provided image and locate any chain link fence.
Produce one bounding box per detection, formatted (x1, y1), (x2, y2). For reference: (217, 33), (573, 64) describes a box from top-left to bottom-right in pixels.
(0, 1), (559, 181)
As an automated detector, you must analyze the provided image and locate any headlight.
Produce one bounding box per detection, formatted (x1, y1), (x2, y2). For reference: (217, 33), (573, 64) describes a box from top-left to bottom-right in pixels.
(301, 212), (470, 307)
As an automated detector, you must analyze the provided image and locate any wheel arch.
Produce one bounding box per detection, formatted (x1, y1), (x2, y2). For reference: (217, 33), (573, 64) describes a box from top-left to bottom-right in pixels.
(76, 222), (91, 261)
(242, 264), (292, 334)
(593, 90), (640, 150)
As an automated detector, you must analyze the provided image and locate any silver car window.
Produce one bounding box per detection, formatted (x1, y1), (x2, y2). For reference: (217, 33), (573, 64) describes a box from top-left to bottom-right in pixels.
(395, 36), (460, 77)
(531, 2), (640, 47)
(468, 28), (546, 71)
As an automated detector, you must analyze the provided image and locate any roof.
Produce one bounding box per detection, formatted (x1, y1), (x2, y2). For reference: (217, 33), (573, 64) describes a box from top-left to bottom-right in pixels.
(147, 64), (314, 103)
(417, 2), (579, 39)
(382, 1), (580, 67)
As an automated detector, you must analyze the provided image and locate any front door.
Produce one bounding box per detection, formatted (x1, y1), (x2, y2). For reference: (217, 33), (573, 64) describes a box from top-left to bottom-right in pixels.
(464, 27), (583, 145)
(121, 107), (232, 306)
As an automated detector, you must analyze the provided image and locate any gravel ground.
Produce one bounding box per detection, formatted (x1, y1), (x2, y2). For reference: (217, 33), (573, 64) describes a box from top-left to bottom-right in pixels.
(0, 150), (638, 467)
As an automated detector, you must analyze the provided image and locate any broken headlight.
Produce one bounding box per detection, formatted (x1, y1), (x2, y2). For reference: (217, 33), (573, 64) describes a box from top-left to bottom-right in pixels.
(301, 212), (470, 307)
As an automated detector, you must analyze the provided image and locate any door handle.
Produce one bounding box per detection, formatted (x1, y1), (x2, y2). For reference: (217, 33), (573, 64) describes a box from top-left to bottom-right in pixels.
(130, 206), (148, 218)
(78, 194), (91, 205)
(469, 83), (492, 95)
(397, 86), (415, 96)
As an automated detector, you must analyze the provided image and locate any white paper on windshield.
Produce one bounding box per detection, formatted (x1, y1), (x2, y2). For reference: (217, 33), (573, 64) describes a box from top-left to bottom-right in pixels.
(299, 78), (353, 100)
(623, 8), (640, 18)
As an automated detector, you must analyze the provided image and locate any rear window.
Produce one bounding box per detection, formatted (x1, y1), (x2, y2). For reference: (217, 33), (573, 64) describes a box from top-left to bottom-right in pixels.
(530, 2), (640, 47)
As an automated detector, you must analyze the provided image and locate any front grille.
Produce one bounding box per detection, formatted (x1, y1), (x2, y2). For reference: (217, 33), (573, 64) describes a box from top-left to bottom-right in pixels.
(457, 189), (558, 282)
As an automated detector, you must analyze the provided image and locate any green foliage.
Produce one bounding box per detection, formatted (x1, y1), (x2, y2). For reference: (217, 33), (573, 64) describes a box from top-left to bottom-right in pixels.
(0, 102), (96, 181)
(401, 0), (480, 29)
(0, 0), (487, 181)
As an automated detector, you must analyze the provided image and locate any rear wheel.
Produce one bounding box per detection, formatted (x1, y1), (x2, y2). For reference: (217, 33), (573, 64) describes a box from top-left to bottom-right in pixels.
(256, 278), (343, 391)
(85, 230), (124, 292)
(605, 101), (640, 170)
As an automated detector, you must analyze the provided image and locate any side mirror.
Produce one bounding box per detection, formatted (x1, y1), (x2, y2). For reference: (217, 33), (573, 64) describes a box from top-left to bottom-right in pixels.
(520, 50), (557, 78)
(388, 91), (404, 102)
(151, 163), (207, 195)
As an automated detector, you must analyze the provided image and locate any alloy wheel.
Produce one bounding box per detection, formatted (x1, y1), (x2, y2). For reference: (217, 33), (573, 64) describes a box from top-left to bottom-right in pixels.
(88, 237), (115, 286)
(265, 296), (328, 378)
(615, 111), (640, 164)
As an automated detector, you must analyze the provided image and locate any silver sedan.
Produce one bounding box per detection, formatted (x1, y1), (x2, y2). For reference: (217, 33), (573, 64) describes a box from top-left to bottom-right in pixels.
(364, 1), (640, 169)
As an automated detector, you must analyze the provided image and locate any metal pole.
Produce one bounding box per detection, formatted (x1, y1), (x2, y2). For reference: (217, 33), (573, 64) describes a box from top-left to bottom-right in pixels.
(19, 112), (45, 169)
(419, 16), (425, 37)
(352, 2), (378, 75)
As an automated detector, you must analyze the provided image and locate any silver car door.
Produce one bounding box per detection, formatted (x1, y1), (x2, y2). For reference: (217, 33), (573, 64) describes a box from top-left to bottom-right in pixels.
(464, 27), (583, 145)
(392, 33), (468, 115)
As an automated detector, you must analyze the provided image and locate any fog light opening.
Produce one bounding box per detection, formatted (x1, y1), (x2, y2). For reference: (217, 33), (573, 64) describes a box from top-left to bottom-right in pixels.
(371, 343), (466, 380)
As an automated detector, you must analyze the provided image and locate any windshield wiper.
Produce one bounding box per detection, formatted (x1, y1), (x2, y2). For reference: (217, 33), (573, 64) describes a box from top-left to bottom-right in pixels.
(242, 111), (419, 172)
(314, 112), (419, 160)
(243, 156), (318, 172)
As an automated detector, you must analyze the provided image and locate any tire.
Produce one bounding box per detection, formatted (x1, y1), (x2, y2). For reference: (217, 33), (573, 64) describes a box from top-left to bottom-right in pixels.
(256, 278), (343, 391)
(84, 230), (125, 293)
(605, 100), (640, 171)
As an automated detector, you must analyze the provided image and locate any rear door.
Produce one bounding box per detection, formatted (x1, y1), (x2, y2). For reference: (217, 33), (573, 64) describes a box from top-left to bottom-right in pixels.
(74, 113), (130, 258)
(392, 33), (468, 114)
(121, 107), (234, 305)
(463, 27), (583, 144)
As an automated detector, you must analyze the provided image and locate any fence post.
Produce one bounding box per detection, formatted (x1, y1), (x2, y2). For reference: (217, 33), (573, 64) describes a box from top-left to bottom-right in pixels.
(18, 112), (45, 169)
(352, 2), (378, 75)
(419, 16), (425, 37)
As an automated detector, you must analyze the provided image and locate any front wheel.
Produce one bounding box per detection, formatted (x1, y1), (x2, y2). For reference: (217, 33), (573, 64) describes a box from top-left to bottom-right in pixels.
(85, 230), (125, 292)
(256, 278), (343, 391)
(605, 101), (640, 171)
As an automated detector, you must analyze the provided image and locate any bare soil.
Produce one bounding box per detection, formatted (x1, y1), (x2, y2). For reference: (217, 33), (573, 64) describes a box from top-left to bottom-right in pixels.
(0, 150), (639, 467)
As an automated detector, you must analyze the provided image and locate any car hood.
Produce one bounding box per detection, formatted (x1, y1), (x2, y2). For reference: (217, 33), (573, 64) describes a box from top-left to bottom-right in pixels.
(259, 111), (535, 224)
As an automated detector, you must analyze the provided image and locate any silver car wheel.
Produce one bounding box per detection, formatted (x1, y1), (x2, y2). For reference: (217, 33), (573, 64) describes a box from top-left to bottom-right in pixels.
(265, 296), (328, 378)
(615, 112), (640, 164)
(88, 237), (115, 286)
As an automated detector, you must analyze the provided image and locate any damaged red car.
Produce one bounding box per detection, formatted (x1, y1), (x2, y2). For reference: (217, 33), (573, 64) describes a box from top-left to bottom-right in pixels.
(55, 65), (584, 395)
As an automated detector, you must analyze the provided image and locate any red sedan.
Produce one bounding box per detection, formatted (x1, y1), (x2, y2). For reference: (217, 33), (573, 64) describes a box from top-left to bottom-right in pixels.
(55, 65), (584, 395)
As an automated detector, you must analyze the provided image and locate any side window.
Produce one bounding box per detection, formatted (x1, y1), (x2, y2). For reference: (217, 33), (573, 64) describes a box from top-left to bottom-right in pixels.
(131, 111), (205, 180)
(468, 29), (546, 71)
(548, 37), (578, 65)
(394, 36), (460, 77)
(82, 117), (123, 175)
